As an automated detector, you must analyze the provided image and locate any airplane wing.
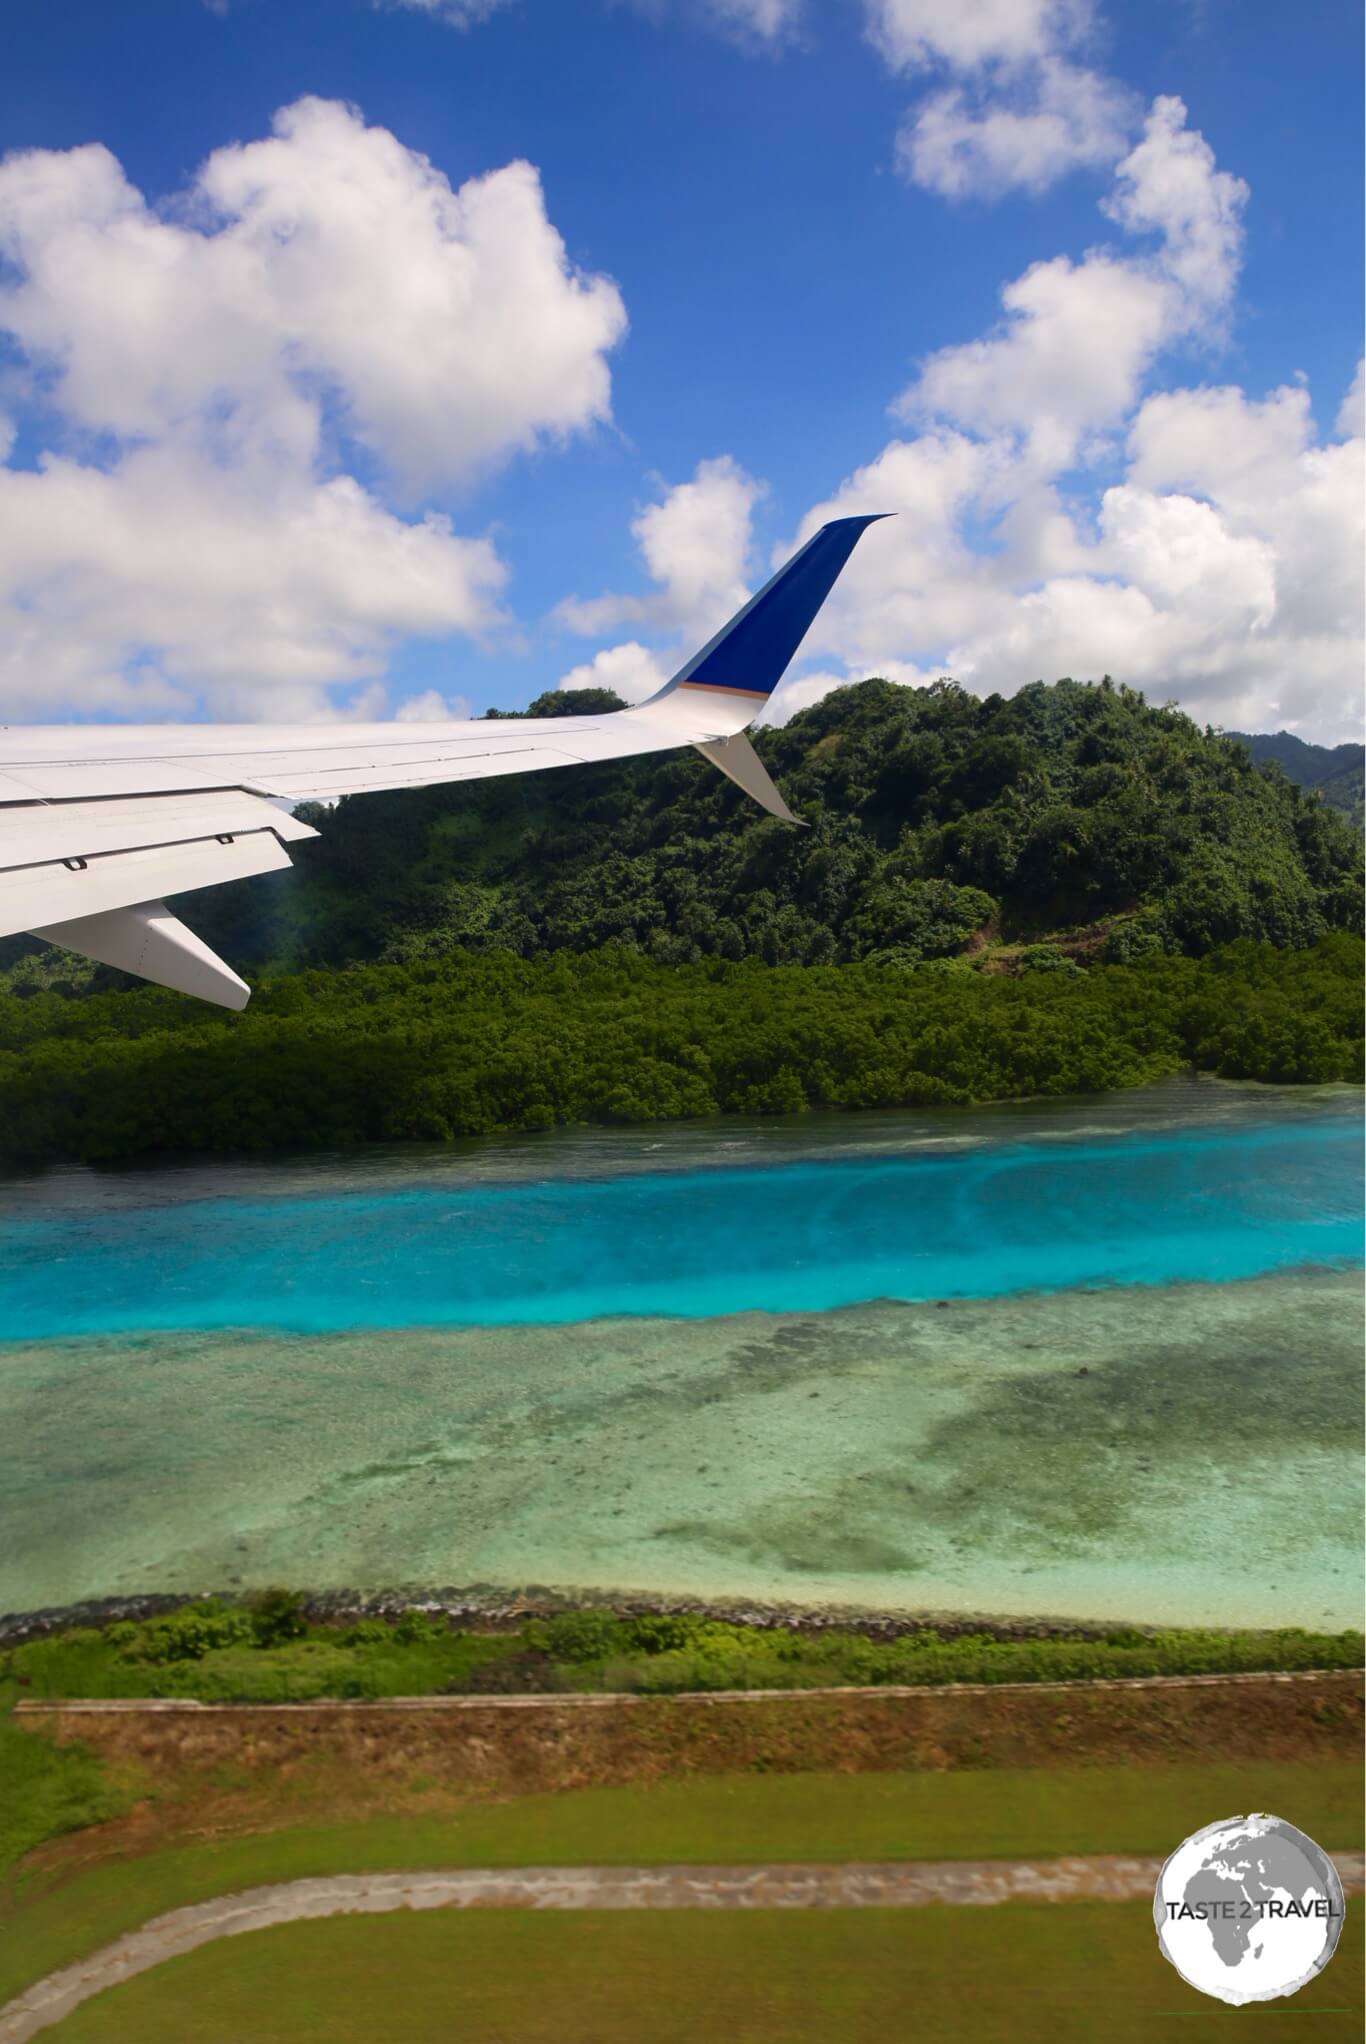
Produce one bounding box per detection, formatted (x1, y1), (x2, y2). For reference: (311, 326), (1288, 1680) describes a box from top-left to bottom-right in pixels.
(0, 513), (886, 1007)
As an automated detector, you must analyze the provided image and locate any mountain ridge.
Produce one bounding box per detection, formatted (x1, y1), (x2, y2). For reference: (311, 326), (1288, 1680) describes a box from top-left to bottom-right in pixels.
(1223, 729), (1364, 825)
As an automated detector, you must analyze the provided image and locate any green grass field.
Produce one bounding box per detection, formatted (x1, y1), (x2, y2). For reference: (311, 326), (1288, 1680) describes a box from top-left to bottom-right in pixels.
(3, 1763), (1360, 2012)
(39, 1904), (1366, 2042)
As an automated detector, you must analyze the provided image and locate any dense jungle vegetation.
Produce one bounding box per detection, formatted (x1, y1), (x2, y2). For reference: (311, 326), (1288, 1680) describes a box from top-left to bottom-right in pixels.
(0, 680), (1359, 1164)
(0, 936), (1359, 1163)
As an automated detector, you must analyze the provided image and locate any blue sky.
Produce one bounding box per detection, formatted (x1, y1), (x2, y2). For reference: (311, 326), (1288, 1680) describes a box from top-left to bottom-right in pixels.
(0, 0), (1361, 736)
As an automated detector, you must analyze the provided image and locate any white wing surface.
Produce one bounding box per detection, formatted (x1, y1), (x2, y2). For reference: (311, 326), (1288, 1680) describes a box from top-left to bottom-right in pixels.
(0, 515), (886, 1006)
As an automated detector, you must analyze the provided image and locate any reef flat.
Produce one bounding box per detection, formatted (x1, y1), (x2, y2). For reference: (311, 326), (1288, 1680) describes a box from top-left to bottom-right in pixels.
(1, 1269), (1358, 1628)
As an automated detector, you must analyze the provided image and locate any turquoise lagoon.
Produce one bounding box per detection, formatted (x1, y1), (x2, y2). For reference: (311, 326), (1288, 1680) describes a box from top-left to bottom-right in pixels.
(0, 1076), (1360, 1627)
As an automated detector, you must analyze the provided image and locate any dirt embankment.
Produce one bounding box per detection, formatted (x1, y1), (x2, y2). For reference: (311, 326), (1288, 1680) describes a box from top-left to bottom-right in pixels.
(20, 1673), (1363, 1803)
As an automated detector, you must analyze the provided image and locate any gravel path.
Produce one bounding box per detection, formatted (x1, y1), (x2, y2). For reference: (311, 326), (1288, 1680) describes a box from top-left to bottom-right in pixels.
(15, 1668), (1350, 1714)
(3, 1853), (1362, 2041)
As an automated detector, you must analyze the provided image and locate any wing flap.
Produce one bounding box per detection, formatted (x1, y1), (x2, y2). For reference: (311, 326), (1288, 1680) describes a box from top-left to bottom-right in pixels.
(0, 825), (295, 941)
(0, 790), (316, 868)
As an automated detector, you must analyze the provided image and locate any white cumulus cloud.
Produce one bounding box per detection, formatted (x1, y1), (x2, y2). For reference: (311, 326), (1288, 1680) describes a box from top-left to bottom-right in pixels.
(0, 448), (508, 722)
(786, 381), (1362, 740)
(556, 641), (672, 704)
(867, 0), (1094, 73)
(870, 0), (1139, 201)
(0, 99), (628, 721)
(897, 98), (1246, 476)
(1102, 93), (1247, 315)
(557, 455), (765, 645)
(394, 689), (475, 721)
(553, 456), (766, 703)
(0, 93), (625, 494)
(904, 251), (1173, 470)
(1336, 359), (1365, 441)
(903, 59), (1134, 199)
(764, 113), (1362, 741)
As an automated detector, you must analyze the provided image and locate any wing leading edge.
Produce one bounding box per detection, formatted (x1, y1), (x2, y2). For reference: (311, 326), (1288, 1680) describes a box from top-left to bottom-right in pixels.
(0, 514), (887, 1005)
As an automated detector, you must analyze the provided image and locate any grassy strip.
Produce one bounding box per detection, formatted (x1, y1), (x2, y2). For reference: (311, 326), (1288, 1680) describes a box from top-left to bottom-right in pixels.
(6, 1604), (1363, 1705)
(33, 1900), (1366, 2043)
(0, 1718), (131, 1878)
(3, 1764), (1360, 2012)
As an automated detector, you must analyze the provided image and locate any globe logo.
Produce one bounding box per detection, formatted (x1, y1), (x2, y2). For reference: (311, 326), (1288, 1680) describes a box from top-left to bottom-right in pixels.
(1153, 1813), (1346, 2005)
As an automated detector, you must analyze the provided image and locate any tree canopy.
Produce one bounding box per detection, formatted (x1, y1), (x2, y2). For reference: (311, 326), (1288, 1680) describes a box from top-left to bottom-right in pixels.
(1, 936), (1359, 1164)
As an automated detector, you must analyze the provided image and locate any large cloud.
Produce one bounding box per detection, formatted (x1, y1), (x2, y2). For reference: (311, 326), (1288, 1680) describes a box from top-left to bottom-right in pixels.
(769, 368), (1363, 740)
(548, 451), (768, 699)
(0, 98), (626, 493)
(895, 98), (1247, 482)
(753, 111), (1361, 740)
(904, 251), (1172, 470)
(545, 90), (1357, 743)
(556, 641), (672, 705)
(0, 449), (507, 723)
(1102, 94), (1248, 315)
(0, 99), (627, 720)
(867, 0), (1093, 73)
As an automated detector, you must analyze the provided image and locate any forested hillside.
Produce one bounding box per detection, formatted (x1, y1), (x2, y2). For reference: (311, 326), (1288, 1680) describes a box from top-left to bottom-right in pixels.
(2, 679), (1359, 1001)
(1225, 729), (1364, 827)
(168, 677), (1364, 979)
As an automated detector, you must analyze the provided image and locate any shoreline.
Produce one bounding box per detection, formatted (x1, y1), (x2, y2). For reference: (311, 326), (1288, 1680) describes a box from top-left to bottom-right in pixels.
(2, 1072), (1360, 1195)
(2, 1583), (1355, 1650)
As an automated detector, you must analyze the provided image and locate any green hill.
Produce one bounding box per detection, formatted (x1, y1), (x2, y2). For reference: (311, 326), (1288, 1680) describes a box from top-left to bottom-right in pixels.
(1225, 729), (1364, 827)
(152, 676), (1362, 983)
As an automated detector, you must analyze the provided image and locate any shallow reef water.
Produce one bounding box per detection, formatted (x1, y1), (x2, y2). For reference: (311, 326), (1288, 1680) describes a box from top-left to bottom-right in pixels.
(0, 1078), (1360, 1626)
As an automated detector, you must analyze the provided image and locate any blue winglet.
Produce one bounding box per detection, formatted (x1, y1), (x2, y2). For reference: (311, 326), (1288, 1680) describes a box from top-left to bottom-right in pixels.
(659, 514), (891, 703)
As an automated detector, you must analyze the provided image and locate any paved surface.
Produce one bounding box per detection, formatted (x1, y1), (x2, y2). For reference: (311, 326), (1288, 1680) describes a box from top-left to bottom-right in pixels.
(13, 1668), (1352, 1715)
(3, 1853), (1362, 2041)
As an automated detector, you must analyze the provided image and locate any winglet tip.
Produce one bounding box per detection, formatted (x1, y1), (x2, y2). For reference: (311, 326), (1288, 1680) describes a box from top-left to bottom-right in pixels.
(821, 511), (894, 535)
